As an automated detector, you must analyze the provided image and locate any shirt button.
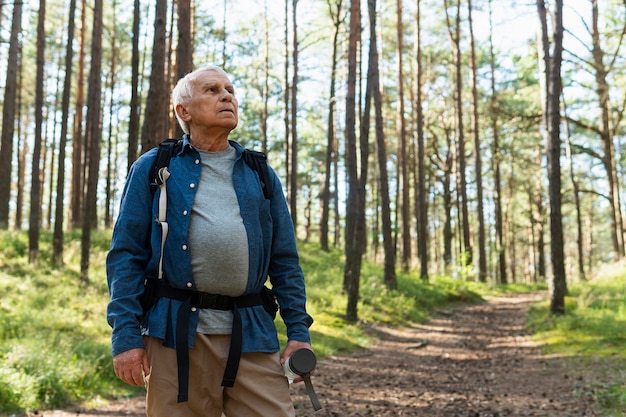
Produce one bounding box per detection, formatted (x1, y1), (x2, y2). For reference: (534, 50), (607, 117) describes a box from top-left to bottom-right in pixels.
(187, 282), (193, 288)
(190, 183), (195, 189)
(195, 159), (200, 164)
(183, 210), (188, 216)
(191, 307), (197, 312)
(182, 244), (188, 251)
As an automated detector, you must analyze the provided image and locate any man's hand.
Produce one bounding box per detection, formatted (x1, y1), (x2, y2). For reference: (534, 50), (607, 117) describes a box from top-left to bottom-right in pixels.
(113, 348), (150, 386)
(280, 340), (315, 383)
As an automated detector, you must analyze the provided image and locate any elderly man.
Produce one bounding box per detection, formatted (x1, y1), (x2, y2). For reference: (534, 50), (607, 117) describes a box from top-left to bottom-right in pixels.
(107, 65), (314, 417)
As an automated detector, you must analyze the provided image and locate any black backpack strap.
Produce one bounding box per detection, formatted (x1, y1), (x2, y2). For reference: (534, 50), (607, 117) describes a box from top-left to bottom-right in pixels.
(150, 138), (182, 195)
(243, 149), (273, 199)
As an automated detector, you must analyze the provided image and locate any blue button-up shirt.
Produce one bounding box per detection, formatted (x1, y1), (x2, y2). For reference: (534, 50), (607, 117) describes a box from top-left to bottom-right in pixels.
(106, 136), (313, 357)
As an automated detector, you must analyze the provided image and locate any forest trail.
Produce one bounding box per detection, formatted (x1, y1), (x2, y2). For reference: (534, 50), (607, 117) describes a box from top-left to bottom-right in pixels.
(29, 293), (604, 417)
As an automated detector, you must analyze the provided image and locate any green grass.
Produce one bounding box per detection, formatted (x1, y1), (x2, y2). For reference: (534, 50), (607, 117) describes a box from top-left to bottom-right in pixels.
(1, 230), (625, 415)
(527, 262), (626, 415)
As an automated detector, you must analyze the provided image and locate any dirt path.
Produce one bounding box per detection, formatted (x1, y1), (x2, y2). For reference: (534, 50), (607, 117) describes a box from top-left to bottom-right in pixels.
(34, 293), (604, 417)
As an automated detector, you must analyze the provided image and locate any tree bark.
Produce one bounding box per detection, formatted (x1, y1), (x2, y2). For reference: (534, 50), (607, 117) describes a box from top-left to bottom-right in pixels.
(344, 0), (362, 323)
(175, 0), (192, 139)
(468, 0), (487, 282)
(127, 0), (141, 170)
(396, 0), (411, 272)
(591, 0), (625, 260)
(140, 0), (169, 153)
(53, 0), (76, 265)
(71, 0), (87, 229)
(321, 0), (343, 252)
(80, 0), (104, 282)
(29, 0), (46, 262)
(445, 0), (472, 267)
(537, 0), (566, 314)
(0, 1), (23, 229)
(415, 0), (428, 281)
(289, 0), (299, 228)
(488, 0), (506, 284)
(369, 0), (396, 289)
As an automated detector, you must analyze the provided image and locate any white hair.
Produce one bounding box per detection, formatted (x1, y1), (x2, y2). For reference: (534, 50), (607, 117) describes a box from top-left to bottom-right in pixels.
(171, 65), (232, 134)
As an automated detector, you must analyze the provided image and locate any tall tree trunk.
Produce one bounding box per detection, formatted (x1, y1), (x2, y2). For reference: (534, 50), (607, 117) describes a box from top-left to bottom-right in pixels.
(105, 0), (118, 229)
(445, 0), (472, 267)
(141, 0), (169, 153)
(289, 0), (299, 228)
(283, 0), (291, 193)
(80, 0), (104, 282)
(415, 0), (428, 281)
(321, 0), (343, 252)
(71, 0), (87, 229)
(369, 0), (396, 289)
(344, 0), (362, 323)
(261, 0), (271, 154)
(396, 0), (410, 272)
(0, 1), (22, 229)
(591, 0), (625, 260)
(176, 0), (192, 139)
(29, 0), (46, 262)
(563, 98), (585, 280)
(15, 72), (24, 230)
(537, 0), (566, 314)
(488, 0), (506, 284)
(128, 0), (141, 170)
(468, 0), (486, 282)
(53, 0), (76, 264)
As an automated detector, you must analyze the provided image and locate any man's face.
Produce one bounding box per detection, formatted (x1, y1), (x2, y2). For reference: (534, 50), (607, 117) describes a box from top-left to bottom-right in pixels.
(183, 69), (239, 133)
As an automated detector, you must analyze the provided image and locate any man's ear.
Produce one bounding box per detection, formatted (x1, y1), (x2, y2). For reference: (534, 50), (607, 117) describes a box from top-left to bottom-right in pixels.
(176, 104), (191, 121)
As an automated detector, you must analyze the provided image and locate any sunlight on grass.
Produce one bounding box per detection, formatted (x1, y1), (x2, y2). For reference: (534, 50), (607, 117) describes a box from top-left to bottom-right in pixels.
(3, 231), (625, 415)
(526, 261), (626, 415)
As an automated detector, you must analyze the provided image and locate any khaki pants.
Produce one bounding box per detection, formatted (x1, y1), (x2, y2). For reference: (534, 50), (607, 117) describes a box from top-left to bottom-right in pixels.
(145, 334), (295, 417)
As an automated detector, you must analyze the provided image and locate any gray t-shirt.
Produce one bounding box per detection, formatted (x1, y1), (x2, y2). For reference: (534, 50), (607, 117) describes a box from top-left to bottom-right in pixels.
(188, 145), (249, 334)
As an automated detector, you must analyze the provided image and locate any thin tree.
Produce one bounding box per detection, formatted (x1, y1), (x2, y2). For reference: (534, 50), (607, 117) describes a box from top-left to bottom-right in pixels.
(445, 0), (472, 267)
(0, 1), (23, 229)
(320, 0), (344, 251)
(537, 0), (566, 314)
(415, 0), (428, 281)
(176, 0), (192, 139)
(105, 0), (119, 229)
(261, 0), (271, 154)
(344, 0), (362, 322)
(467, 0), (487, 281)
(71, 0), (87, 229)
(29, 0), (46, 262)
(141, 0), (169, 153)
(396, 0), (410, 272)
(369, 0), (396, 289)
(289, 0), (299, 227)
(590, 0), (625, 259)
(562, 98), (585, 280)
(488, 0), (506, 283)
(53, 0), (76, 265)
(128, 0), (141, 170)
(80, 0), (104, 282)
(283, 0), (291, 193)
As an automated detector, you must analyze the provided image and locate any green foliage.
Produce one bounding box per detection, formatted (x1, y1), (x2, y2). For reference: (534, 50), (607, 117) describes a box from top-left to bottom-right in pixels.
(4, 231), (624, 415)
(0, 231), (141, 415)
(526, 262), (626, 415)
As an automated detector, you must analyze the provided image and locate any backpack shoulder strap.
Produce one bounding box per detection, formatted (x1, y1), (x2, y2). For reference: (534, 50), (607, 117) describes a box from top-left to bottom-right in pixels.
(150, 138), (182, 195)
(243, 149), (273, 200)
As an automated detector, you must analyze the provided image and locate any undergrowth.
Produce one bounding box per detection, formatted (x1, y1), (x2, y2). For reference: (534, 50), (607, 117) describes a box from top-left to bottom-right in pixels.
(1, 231), (624, 416)
(527, 262), (626, 416)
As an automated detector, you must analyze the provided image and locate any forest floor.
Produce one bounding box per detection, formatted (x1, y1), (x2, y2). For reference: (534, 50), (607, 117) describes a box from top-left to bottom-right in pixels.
(22, 292), (614, 417)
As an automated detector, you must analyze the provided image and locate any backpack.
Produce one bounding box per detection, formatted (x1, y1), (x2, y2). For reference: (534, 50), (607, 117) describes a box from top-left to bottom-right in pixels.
(148, 138), (273, 199)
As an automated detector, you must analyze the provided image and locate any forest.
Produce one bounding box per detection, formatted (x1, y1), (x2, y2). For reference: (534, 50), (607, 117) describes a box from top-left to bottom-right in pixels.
(0, 0), (625, 320)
